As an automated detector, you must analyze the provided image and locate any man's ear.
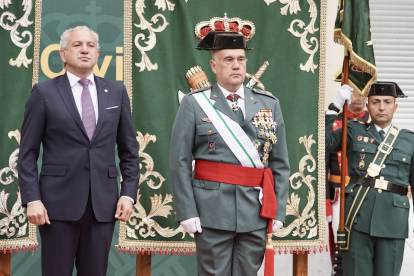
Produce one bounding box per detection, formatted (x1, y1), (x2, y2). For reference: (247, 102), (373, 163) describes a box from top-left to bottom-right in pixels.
(59, 49), (66, 63)
(210, 59), (216, 74)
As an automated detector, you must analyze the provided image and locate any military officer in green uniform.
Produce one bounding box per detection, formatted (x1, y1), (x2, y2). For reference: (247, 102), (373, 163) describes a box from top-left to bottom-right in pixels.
(169, 31), (290, 275)
(325, 82), (413, 276)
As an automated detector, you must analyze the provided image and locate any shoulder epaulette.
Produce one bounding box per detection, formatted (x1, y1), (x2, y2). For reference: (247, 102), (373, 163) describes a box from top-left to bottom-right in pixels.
(187, 86), (212, 95)
(250, 88), (276, 99)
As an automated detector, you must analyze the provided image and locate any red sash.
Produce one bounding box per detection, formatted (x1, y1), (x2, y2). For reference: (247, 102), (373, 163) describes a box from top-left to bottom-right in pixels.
(194, 160), (277, 219)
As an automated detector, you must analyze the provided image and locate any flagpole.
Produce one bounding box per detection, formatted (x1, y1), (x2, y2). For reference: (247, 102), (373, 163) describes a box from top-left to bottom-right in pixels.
(339, 50), (349, 233)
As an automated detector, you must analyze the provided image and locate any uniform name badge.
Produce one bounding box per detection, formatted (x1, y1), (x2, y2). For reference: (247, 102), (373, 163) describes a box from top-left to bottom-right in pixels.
(252, 109), (277, 164)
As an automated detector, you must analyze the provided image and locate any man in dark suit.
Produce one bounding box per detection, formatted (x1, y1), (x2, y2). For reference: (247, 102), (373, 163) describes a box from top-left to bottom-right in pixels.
(18, 26), (139, 276)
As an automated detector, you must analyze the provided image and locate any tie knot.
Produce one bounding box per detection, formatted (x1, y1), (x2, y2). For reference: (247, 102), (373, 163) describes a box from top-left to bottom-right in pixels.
(226, 94), (241, 100)
(78, 78), (90, 87)
(379, 130), (385, 137)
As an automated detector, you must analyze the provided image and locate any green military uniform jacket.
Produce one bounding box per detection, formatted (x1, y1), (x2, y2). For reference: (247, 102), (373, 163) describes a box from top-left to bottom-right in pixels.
(325, 114), (414, 239)
(169, 84), (290, 233)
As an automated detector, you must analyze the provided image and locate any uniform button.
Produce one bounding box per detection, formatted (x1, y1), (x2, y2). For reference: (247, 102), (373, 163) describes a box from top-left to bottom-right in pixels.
(380, 176), (384, 180)
(335, 251), (338, 254)
(403, 158), (406, 162)
(333, 123), (337, 127)
(338, 153), (341, 156)
(334, 264), (337, 267)
(339, 164), (341, 167)
(335, 258), (338, 261)
(403, 202), (406, 206)
(84, 167), (89, 172)
(378, 189), (382, 194)
(334, 272), (336, 275)
(350, 189), (353, 193)
(202, 184), (205, 188)
(208, 130), (212, 134)
(361, 149), (365, 152)
(382, 164), (386, 168)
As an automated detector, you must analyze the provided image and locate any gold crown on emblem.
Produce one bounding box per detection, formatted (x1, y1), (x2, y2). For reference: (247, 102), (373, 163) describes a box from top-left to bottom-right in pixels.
(194, 13), (255, 41)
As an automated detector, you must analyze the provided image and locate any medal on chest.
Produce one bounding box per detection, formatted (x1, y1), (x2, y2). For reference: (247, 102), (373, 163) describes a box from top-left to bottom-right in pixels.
(359, 154), (365, 171)
(252, 109), (277, 164)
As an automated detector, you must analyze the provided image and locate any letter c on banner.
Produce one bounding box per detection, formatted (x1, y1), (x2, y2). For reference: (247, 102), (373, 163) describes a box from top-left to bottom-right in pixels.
(41, 44), (65, 79)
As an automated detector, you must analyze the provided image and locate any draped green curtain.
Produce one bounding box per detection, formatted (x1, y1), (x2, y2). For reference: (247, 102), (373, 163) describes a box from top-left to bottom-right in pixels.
(0, 0), (41, 253)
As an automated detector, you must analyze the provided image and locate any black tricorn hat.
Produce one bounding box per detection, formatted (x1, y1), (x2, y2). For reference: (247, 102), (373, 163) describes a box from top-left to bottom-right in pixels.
(368, 82), (407, 98)
(196, 31), (254, 51)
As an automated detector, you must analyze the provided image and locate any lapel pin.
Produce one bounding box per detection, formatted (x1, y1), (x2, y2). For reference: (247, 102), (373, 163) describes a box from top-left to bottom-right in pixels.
(104, 89), (108, 93)
(213, 94), (217, 98)
(250, 97), (254, 101)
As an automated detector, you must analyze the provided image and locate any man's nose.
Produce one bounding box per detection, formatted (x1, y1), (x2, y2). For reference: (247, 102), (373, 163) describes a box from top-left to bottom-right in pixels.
(379, 101), (385, 110)
(232, 60), (240, 70)
(80, 43), (89, 53)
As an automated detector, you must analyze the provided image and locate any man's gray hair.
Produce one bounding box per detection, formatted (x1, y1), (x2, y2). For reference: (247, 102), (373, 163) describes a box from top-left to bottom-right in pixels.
(60, 26), (100, 50)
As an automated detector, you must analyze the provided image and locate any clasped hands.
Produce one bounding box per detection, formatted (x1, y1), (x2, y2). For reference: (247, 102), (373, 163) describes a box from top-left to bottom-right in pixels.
(27, 197), (134, 225)
(180, 217), (283, 234)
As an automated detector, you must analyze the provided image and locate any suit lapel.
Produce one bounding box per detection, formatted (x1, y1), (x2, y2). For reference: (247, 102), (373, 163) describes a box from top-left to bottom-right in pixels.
(241, 88), (258, 127)
(210, 84), (238, 123)
(91, 76), (108, 142)
(366, 122), (382, 144)
(56, 73), (88, 138)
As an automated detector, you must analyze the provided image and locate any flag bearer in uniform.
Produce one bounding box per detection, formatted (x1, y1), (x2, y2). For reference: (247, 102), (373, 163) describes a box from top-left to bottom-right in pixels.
(325, 85), (369, 276)
(326, 82), (414, 276)
(169, 31), (290, 276)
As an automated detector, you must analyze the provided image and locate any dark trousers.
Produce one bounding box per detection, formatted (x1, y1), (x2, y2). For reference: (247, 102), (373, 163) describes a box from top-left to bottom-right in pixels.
(342, 229), (405, 276)
(39, 196), (115, 276)
(194, 227), (267, 276)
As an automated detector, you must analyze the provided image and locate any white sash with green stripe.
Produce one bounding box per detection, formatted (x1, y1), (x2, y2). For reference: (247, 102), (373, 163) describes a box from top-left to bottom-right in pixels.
(193, 90), (264, 169)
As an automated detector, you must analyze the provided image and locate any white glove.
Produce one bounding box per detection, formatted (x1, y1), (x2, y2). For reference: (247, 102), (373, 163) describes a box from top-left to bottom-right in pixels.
(272, 219), (283, 233)
(333, 85), (353, 109)
(180, 217), (202, 234)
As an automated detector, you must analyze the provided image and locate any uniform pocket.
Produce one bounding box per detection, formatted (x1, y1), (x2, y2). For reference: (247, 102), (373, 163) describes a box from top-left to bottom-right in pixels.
(392, 152), (411, 179)
(196, 124), (225, 154)
(393, 193), (409, 209)
(192, 179), (220, 190)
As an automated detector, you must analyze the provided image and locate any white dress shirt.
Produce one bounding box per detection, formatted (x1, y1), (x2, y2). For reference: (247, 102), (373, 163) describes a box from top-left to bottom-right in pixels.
(66, 71), (99, 123)
(374, 124), (391, 137)
(217, 84), (246, 119)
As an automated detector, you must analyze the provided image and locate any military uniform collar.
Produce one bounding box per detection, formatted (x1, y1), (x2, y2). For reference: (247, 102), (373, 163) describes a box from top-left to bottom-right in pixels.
(217, 83), (245, 100)
(347, 109), (366, 119)
(373, 124), (391, 135)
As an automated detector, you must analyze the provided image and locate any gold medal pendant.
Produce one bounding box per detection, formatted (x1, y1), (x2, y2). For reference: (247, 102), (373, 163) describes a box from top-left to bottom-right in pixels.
(359, 154), (365, 171)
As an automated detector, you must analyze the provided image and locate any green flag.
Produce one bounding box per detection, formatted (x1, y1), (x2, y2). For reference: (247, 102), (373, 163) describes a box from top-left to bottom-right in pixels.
(0, 0), (42, 252)
(334, 0), (376, 96)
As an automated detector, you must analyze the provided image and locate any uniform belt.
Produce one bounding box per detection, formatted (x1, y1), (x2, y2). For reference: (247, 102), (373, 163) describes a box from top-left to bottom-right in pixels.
(329, 174), (350, 184)
(349, 176), (408, 196)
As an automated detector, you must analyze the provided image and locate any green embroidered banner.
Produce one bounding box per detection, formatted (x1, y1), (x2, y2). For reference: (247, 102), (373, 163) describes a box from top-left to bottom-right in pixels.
(0, 0), (41, 253)
(119, 0), (328, 254)
(334, 0), (376, 96)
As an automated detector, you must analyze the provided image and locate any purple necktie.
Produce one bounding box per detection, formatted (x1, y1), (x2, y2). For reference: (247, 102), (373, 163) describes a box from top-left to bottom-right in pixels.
(79, 78), (96, 140)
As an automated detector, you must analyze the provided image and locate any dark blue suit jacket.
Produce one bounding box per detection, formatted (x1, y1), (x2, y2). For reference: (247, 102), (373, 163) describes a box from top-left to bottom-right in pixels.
(19, 73), (140, 222)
